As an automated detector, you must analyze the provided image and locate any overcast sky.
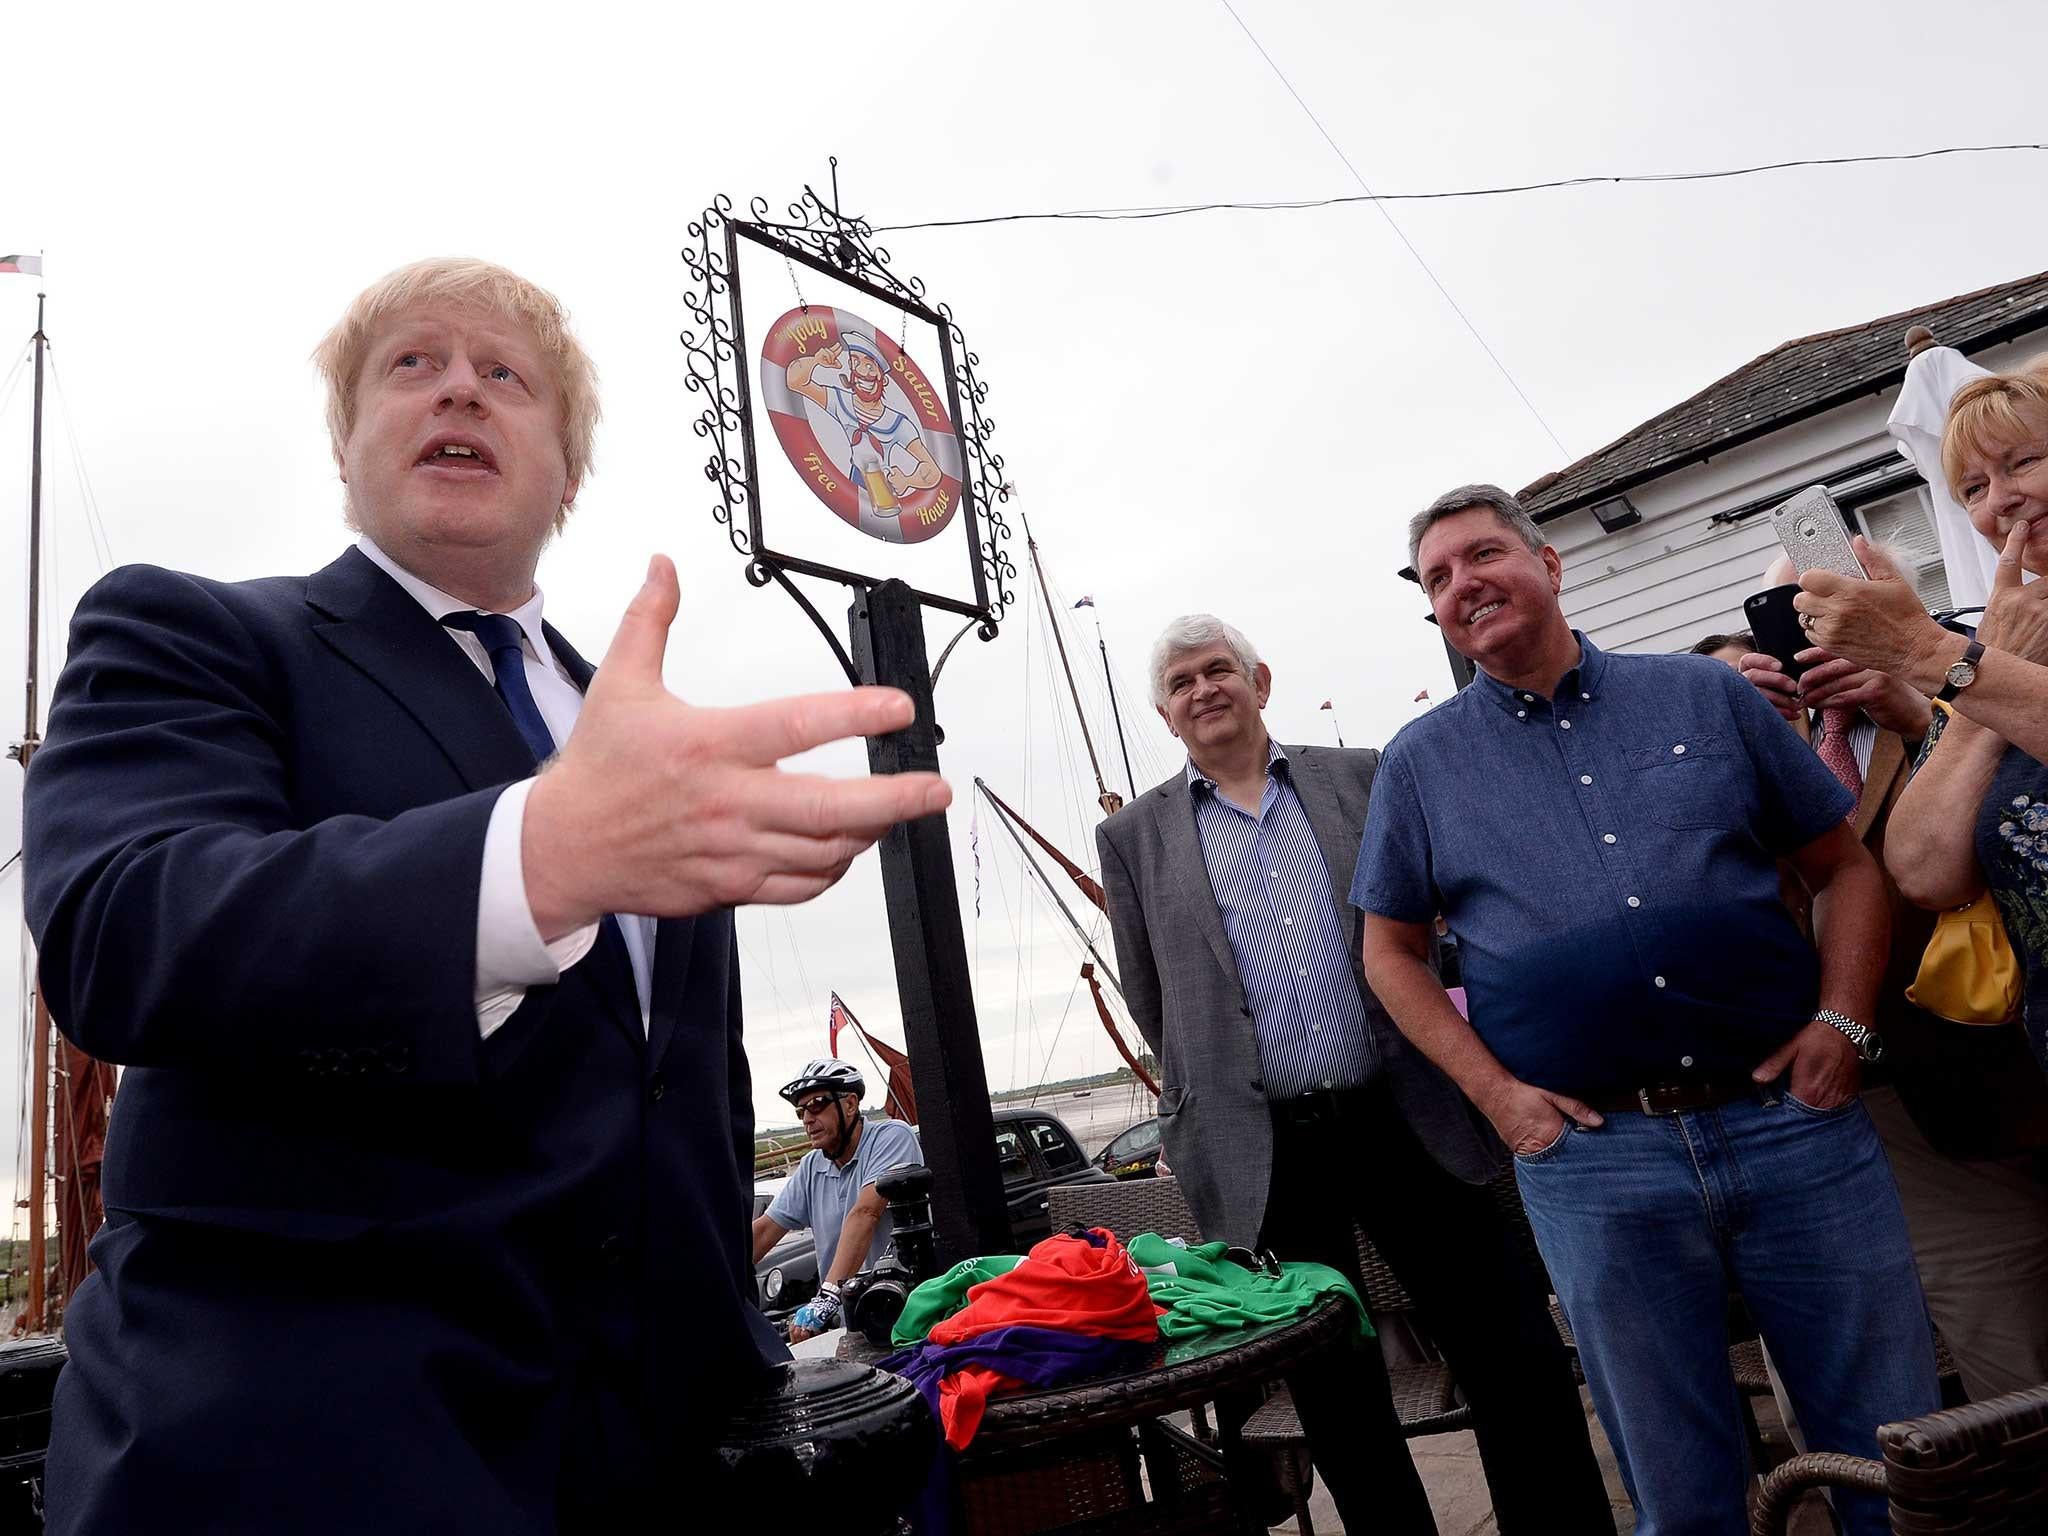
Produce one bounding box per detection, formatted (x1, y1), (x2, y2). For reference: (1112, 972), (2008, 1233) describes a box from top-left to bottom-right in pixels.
(5, 0), (2048, 1183)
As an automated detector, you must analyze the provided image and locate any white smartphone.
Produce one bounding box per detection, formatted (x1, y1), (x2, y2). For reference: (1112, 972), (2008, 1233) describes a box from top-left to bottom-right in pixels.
(1771, 485), (1865, 579)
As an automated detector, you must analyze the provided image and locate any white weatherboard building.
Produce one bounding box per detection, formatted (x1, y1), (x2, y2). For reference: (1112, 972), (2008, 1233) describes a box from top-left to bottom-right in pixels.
(1421, 270), (2048, 675)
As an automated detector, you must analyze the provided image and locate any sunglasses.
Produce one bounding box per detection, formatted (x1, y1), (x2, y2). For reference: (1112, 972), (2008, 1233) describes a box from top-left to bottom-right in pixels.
(796, 1096), (842, 1120)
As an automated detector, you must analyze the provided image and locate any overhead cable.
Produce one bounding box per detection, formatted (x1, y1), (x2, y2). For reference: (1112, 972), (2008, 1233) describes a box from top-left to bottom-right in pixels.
(1211, 0), (1568, 455)
(870, 143), (2047, 235)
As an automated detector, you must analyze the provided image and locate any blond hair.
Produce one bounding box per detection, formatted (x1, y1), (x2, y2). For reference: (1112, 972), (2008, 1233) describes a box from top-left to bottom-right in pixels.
(1940, 356), (2048, 501)
(313, 258), (600, 528)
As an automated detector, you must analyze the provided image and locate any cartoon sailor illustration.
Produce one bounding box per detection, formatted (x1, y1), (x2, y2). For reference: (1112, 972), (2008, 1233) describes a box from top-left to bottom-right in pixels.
(785, 331), (942, 532)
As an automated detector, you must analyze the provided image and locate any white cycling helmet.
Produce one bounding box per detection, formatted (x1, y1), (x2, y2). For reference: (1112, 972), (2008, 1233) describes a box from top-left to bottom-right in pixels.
(779, 1058), (866, 1105)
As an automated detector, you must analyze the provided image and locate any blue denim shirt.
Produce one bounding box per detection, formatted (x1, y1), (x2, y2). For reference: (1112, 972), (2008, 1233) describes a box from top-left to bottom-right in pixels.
(1350, 634), (1852, 1099)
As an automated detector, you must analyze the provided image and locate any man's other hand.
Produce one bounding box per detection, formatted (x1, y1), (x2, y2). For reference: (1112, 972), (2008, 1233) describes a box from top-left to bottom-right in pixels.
(523, 556), (951, 935)
(789, 1284), (843, 1343)
(1791, 649), (1933, 739)
(1737, 652), (1804, 722)
(1481, 1078), (1604, 1156)
(1751, 1018), (1861, 1110)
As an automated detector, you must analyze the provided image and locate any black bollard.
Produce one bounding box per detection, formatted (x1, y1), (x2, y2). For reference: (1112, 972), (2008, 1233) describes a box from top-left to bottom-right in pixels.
(714, 1360), (936, 1536)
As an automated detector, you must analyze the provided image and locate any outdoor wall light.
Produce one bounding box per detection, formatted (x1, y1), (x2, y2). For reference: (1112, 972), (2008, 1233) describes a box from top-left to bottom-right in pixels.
(1592, 495), (1644, 532)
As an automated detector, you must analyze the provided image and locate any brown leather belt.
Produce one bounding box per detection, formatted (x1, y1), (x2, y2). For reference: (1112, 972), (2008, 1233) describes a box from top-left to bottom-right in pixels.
(1585, 1078), (1757, 1116)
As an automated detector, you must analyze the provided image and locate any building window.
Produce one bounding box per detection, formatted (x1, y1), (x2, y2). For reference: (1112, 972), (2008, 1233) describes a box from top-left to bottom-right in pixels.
(1855, 485), (1952, 614)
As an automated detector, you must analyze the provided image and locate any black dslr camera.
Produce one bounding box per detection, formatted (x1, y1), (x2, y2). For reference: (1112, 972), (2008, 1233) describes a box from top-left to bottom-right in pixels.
(840, 1164), (940, 1347)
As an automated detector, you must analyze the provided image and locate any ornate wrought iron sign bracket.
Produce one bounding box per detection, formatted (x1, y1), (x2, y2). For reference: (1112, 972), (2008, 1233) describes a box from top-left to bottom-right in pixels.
(681, 163), (1015, 684)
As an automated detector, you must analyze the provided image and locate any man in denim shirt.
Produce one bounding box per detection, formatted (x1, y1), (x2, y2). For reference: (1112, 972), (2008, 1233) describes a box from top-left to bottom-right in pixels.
(1354, 485), (1938, 1536)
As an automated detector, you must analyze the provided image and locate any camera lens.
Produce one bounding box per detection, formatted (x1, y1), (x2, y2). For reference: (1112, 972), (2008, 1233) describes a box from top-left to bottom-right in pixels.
(848, 1273), (911, 1347)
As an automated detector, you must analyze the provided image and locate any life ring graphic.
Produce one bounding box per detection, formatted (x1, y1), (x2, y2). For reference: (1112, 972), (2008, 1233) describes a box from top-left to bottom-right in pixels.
(758, 305), (964, 545)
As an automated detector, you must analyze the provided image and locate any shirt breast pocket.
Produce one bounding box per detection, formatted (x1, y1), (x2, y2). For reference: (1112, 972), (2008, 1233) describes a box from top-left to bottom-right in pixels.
(1626, 733), (1748, 831)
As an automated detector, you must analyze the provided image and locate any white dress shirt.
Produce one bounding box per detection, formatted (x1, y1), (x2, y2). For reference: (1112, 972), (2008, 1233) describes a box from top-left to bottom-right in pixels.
(357, 537), (656, 1037)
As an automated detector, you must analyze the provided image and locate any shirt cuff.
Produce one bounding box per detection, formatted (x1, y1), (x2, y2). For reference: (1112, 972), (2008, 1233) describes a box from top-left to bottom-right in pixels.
(476, 778), (599, 1040)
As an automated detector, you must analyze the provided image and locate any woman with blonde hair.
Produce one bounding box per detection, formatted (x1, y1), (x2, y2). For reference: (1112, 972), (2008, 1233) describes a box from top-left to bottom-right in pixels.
(1794, 356), (2048, 1073)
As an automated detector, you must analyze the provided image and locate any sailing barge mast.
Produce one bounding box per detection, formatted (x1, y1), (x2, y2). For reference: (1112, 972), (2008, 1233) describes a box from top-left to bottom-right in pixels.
(1022, 516), (1122, 817)
(8, 289), (117, 1333)
(978, 523), (1159, 1095)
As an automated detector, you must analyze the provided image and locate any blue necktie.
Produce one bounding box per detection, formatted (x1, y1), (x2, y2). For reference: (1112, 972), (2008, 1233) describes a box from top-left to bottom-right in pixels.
(442, 610), (639, 1010)
(440, 611), (558, 767)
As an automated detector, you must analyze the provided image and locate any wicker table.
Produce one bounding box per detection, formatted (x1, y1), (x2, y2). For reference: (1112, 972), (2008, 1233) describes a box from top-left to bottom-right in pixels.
(865, 1296), (1359, 1535)
(967, 1294), (1355, 1450)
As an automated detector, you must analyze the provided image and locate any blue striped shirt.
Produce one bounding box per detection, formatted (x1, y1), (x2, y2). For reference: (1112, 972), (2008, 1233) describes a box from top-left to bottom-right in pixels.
(1188, 743), (1375, 1099)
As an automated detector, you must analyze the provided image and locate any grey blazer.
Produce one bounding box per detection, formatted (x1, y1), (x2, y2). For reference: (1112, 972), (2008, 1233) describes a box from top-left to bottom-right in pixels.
(1096, 743), (1504, 1247)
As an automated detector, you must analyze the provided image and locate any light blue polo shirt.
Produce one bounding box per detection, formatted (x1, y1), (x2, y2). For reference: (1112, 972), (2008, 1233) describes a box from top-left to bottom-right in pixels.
(766, 1117), (923, 1274)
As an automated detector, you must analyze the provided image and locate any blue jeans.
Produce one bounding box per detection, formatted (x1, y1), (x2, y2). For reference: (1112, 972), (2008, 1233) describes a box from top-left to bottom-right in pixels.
(1514, 1090), (1938, 1536)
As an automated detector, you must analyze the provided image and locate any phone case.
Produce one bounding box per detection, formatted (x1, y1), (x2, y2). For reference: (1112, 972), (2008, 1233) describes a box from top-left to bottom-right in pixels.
(1743, 584), (1810, 679)
(1771, 486), (1863, 579)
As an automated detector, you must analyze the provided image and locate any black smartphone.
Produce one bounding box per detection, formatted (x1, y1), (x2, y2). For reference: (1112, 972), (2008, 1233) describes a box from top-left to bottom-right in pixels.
(1742, 583), (1810, 679)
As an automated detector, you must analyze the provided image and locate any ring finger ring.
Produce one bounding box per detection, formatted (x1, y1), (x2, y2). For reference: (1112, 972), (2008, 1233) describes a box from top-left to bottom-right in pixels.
(1799, 613), (1816, 632)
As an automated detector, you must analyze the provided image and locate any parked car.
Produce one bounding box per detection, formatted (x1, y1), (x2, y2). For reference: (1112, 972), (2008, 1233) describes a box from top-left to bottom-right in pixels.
(1093, 1116), (1164, 1180)
(754, 1106), (1115, 1318)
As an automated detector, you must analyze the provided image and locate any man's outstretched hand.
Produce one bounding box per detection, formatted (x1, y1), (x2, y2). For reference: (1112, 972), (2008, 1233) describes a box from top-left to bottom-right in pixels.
(522, 556), (951, 936)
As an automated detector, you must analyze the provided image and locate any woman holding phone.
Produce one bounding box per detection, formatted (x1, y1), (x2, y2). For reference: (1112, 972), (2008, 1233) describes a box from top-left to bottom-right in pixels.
(1795, 358), (2048, 1075)
(1783, 360), (2048, 1404)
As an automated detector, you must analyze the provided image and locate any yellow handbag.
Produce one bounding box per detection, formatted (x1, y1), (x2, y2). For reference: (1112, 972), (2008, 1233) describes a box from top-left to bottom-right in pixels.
(1908, 889), (2023, 1026)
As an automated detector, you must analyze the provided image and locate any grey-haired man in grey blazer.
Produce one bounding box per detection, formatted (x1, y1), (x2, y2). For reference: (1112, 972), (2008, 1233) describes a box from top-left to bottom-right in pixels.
(1096, 614), (1610, 1536)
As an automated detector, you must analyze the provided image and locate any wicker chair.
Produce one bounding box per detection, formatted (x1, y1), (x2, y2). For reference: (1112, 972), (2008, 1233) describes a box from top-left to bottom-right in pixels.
(1048, 1176), (1202, 1245)
(1045, 1179), (1216, 1449)
(1750, 1383), (2048, 1534)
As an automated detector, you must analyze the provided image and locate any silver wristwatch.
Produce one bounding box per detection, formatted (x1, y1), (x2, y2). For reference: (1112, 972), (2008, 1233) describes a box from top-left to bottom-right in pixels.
(1815, 1008), (1884, 1063)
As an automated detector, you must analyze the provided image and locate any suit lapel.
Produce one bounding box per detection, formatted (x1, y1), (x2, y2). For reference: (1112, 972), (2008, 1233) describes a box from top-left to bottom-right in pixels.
(1854, 730), (1908, 842)
(307, 550), (643, 1048)
(541, 618), (595, 693)
(1286, 747), (1364, 916)
(1153, 775), (1246, 990)
(307, 547), (535, 792)
(645, 917), (697, 1068)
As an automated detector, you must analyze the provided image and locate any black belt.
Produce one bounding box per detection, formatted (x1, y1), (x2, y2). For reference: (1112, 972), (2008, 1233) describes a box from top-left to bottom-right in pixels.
(1270, 1084), (1372, 1127)
(1585, 1078), (1756, 1116)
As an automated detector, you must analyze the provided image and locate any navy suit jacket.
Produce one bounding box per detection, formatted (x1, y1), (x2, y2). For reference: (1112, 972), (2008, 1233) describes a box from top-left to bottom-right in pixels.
(24, 547), (781, 1533)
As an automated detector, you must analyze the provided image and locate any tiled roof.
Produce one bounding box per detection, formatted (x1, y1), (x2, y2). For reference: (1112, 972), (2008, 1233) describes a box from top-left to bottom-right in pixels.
(1520, 270), (2048, 521)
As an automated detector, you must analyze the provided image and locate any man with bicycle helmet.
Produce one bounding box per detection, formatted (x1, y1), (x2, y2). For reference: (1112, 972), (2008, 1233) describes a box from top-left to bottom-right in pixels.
(752, 1059), (921, 1341)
